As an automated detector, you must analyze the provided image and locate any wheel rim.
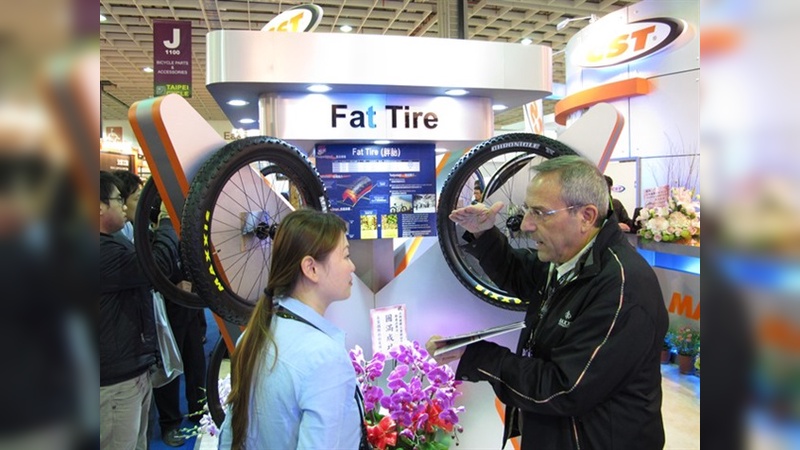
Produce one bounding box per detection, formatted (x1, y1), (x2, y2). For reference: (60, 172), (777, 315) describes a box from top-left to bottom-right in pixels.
(206, 156), (316, 306)
(437, 134), (575, 310)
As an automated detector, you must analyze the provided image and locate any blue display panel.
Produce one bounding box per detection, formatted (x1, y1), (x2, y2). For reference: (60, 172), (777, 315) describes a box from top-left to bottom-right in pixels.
(315, 143), (437, 240)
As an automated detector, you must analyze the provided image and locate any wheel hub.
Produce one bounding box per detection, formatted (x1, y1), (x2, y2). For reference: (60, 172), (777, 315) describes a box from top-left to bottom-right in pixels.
(254, 221), (271, 240)
(506, 214), (523, 232)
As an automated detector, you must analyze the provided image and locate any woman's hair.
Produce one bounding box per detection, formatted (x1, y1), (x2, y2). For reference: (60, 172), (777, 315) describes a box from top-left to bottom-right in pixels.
(533, 155), (609, 226)
(228, 208), (348, 449)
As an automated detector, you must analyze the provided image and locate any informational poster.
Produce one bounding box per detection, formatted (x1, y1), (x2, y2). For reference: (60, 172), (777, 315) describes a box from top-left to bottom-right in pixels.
(315, 143), (437, 240)
(153, 20), (192, 97)
(370, 305), (407, 356)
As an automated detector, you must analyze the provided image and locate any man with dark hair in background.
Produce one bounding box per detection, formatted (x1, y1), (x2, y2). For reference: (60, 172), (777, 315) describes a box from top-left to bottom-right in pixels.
(100, 170), (180, 450)
(111, 169), (143, 242)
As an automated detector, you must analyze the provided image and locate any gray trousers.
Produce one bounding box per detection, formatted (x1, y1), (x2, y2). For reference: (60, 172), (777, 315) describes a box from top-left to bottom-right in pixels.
(100, 371), (152, 450)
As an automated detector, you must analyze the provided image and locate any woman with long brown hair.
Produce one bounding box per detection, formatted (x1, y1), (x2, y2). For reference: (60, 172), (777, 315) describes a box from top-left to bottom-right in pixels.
(217, 209), (362, 449)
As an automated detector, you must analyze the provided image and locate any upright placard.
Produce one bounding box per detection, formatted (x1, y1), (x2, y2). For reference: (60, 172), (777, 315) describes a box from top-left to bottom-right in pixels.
(153, 20), (192, 97)
(370, 305), (407, 356)
(315, 143), (437, 240)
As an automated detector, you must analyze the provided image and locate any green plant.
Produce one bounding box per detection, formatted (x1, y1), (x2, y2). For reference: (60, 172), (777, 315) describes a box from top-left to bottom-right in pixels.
(667, 326), (700, 356)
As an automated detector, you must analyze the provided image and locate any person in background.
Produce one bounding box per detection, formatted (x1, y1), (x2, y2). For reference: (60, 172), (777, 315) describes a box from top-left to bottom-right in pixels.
(100, 171), (180, 450)
(217, 209), (364, 450)
(428, 156), (668, 450)
(111, 169), (143, 242)
(604, 175), (634, 232)
(472, 180), (484, 205)
(111, 170), (206, 447)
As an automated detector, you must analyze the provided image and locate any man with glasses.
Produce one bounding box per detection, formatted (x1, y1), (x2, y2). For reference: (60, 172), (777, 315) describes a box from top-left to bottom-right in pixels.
(100, 171), (180, 450)
(428, 155), (668, 450)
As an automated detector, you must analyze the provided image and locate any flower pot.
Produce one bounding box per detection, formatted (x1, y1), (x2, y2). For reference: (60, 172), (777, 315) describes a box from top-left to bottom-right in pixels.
(677, 354), (694, 374)
(661, 349), (671, 364)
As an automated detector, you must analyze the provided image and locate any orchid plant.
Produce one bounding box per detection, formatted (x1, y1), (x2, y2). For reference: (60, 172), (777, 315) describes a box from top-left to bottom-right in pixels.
(350, 341), (465, 450)
(637, 186), (700, 243)
(180, 373), (230, 439)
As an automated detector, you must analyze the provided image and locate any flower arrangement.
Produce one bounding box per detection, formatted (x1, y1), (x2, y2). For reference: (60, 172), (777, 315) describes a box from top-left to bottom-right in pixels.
(667, 326), (700, 356)
(350, 341), (465, 450)
(180, 373), (230, 438)
(637, 187), (700, 243)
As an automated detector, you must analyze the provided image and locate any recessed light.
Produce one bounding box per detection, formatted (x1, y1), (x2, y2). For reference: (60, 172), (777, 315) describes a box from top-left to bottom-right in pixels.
(100, 14), (107, 22)
(227, 99), (249, 106)
(143, 67), (154, 73)
(307, 84), (331, 93)
(340, 25), (353, 33)
(520, 38), (533, 45)
(492, 104), (508, 111)
(239, 118), (255, 124)
(445, 89), (468, 96)
(374, 140), (390, 145)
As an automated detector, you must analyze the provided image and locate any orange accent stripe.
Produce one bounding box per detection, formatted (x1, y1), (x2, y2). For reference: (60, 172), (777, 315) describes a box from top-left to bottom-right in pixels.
(554, 78), (651, 125)
(128, 99), (182, 237)
(150, 99), (191, 236)
(700, 26), (740, 57)
(395, 236), (422, 277)
(213, 313), (245, 354)
(494, 398), (520, 450)
(435, 151), (452, 176)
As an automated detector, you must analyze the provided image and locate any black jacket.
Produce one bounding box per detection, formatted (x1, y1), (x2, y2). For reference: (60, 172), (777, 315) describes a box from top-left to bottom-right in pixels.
(456, 217), (668, 450)
(100, 221), (179, 386)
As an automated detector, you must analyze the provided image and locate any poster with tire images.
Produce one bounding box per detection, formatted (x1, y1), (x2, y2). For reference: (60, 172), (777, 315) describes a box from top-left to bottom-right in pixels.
(315, 143), (436, 239)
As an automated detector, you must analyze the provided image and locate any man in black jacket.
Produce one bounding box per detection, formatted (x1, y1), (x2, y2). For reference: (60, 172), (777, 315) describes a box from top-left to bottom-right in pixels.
(100, 171), (180, 450)
(429, 156), (668, 450)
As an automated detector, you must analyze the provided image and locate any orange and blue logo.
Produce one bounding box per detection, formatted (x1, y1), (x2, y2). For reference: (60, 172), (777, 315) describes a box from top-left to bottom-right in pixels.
(575, 18), (687, 68)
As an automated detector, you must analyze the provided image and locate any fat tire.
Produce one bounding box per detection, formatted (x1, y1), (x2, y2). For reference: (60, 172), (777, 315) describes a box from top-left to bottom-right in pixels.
(205, 337), (229, 427)
(133, 177), (206, 308)
(181, 136), (328, 325)
(436, 133), (576, 310)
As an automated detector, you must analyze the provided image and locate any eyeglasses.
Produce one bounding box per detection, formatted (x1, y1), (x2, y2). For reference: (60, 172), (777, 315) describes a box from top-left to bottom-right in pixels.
(107, 196), (125, 205)
(519, 204), (581, 222)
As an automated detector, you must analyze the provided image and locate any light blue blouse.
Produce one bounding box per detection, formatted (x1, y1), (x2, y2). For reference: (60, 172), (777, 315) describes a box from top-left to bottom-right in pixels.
(218, 297), (361, 449)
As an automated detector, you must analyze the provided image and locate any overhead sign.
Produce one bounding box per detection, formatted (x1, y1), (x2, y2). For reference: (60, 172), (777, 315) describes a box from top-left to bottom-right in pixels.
(575, 18), (686, 68)
(153, 20), (192, 97)
(275, 94), (492, 141)
(261, 4), (323, 32)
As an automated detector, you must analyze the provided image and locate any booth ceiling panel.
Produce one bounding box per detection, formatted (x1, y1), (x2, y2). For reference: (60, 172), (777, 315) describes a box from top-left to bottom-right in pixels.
(101, 0), (639, 128)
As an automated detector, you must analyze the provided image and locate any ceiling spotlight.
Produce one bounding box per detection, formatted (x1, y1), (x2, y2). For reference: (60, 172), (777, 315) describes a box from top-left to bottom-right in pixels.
(556, 14), (598, 31)
(143, 66), (154, 73)
(445, 88), (468, 96)
(340, 25), (353, 33)
(227, 99), (249, 106)
(307, 84), (331, 93)
(492, 104), (508, 111)
(239, 118), (256, 124)
(100, 14), (107, 22)
(520, 38), (533, 45)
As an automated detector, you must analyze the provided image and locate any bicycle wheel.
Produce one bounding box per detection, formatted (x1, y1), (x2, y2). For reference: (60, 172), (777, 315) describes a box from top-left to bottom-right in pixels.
(437, 133), (576, 310)
(133, 177), (206, 308)
(181, 136), (328, 325)
(205, 337), (229, 427)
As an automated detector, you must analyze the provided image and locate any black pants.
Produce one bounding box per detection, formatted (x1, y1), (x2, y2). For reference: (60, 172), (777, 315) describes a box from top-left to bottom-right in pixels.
(153, 302), (207, 432)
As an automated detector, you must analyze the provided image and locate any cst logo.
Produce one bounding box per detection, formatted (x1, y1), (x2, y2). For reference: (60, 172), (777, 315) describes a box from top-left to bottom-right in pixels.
(576, 18), (687, 68)
(261, 4), (323, 32)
